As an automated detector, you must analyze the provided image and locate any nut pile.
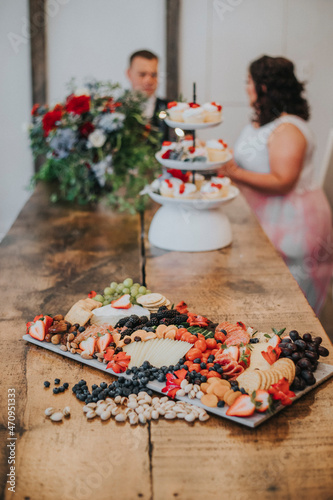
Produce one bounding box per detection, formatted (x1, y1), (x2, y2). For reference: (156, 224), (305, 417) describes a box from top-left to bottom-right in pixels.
(82, 392), (209, 425)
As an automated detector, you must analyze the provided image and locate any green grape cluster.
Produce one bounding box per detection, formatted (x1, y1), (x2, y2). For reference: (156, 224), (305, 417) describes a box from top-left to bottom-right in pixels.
(93, 278), (152, 306)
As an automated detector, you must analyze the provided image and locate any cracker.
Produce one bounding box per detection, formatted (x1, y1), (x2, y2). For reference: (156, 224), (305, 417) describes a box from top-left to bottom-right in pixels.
(137, 293), (164, 305)
(237, 370), (262, 394)
(65, 304), (92, 326)
(259, 370), (270, 390)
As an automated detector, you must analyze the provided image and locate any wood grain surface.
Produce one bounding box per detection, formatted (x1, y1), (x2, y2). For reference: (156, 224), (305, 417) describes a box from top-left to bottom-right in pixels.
(0, 184), (332, 500)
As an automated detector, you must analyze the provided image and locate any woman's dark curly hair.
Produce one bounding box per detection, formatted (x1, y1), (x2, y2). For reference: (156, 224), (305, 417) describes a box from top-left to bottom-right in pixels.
(249, 55), (310, 126)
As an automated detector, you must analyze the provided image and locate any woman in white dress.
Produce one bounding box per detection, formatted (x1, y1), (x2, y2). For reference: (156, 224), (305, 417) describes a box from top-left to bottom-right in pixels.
(219, 55), (333, 313)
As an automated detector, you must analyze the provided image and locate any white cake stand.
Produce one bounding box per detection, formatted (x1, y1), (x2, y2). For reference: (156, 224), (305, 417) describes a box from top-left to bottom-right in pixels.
(148, 187), (239, 252)
(155, 150), (233, 171)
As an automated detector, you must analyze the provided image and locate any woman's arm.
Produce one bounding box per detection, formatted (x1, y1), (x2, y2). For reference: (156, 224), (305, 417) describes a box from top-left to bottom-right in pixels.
(219, 123), (307, 195)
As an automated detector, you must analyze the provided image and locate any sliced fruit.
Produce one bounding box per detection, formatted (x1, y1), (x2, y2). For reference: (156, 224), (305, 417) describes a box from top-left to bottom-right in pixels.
(268, 335), (281, 348)
(239, 344), (251, 368)
(28, 320), (46, 341)
(111, 294), (131, 309)
(79, 337), (97, 355)
(252, 390), (272, 413)
(261, 345), (281, 365)
(96, 332), (112, 353)
(226, 395), (255, 417)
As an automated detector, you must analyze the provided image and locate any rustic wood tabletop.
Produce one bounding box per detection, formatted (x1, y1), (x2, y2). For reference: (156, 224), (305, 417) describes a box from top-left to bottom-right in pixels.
(0, 184), (332, 500)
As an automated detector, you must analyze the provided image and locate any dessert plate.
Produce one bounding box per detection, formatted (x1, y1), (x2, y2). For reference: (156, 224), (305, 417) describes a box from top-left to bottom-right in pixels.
(165, 118), (222, 130)
(155, 151), (233, 171)
(148, 185), (239, 210)
(23, 334), (333, 428)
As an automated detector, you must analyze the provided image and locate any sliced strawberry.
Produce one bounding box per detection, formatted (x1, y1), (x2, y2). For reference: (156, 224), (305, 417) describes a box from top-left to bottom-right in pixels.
(28, 320), (45, 341)
(80, 337), (97, 355)
(26, 321), (34, 334)
(104, 348), (115, 361)
(162, 141), (173, 146)
(252, 390), (272, 413)
(268, 335), (281, 348)
(167, 101), (177, 109)
(239, 344), (251, 368)
(221, 345), (239, 362)
(226, 395), (255, 417)
(261, 345), (281, 365)
(97, 332), (112, 353)
(43, 315), (53, 332)
(111, 294), (131, 309)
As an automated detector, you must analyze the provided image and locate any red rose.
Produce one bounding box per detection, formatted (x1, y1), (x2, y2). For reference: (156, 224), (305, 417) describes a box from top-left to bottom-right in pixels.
(66, 94), (90, 115)
(42, 109), (62, 136)
(79, 122), (95, 137)
(31, 103), (40, 116)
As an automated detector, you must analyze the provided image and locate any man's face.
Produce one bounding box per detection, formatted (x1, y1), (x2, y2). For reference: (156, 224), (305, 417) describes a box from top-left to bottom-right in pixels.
(127, 57), (158, 97)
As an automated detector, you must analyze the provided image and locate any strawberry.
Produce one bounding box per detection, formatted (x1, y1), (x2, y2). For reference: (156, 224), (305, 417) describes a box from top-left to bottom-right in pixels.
(179, 183), (185, 194)
(80, 337), (97, 355)
(88, 290), (97, 298)
(161, 150), (171, 159)
(104, 348), (115, 361)
(261, 345), (281, 365)
(189, 102), (200, 108)
(239, 344), (251, 368)
(226, 395), (255, 417)
(26, 321), (34, 334)
(97, 332), (112, 353)
(28, 320), (46, 341)
(167, 101), (177, 109)
(252, 390), (272, 412)
(162, 141), (172, 147)
(221, 345), (239, 362)
(268, 334), (281, 348)
(32, 315), (53, 332)
(111, 294), (131, 309)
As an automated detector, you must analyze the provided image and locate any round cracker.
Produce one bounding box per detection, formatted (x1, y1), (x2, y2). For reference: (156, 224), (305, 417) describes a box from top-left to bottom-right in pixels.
(237, 370), (262, 395)
(259, 370), (270, 390)
(137, 293), (164, 305)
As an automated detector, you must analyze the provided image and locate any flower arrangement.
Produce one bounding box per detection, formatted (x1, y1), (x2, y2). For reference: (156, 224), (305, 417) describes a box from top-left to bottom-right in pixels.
(29, 81), (161, 212)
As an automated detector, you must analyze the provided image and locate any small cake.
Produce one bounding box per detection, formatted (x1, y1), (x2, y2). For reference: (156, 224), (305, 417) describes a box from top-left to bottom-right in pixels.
(211, 176), (231, 196)
(202, 102), (222, 123)
(167, 102), (189, 122)
(161, 140), (176, 153)
(183, 106), (205, 124)
(206, 139), (229, 162)
(193, 173), (205, 189)
(173, 182), (197, 199)
(160, 177), (183, 197)
(200, 180), (229, 199)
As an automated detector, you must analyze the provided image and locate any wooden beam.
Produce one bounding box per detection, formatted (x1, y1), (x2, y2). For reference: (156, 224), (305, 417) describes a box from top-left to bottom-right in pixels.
(29, 0), (47, 171)
(166, 0), (180, 100)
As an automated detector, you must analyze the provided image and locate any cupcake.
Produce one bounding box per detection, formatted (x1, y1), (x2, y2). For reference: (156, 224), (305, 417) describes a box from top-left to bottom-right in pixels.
(173, 182), (197, 199)
(167, 102), (189, 122)
(183, 106), (205, 124)
(206, 139), (229, 162)
(202, 102), (222, 123)
(200, 180), (229, 199)
(211, 176), (231, 196)
(160, 177), (183, 197)
(193, 173), (205, 189)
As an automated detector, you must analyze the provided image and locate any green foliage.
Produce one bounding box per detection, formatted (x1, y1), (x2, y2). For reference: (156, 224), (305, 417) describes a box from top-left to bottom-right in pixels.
(29, 81), (162, 211)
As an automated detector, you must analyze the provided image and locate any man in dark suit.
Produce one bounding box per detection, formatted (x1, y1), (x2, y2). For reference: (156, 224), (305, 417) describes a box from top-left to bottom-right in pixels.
(127, 50), (169, 141)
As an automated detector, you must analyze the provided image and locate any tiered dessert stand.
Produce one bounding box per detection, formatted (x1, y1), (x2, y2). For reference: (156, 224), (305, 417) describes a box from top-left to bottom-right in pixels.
(148, 85), (239, 252)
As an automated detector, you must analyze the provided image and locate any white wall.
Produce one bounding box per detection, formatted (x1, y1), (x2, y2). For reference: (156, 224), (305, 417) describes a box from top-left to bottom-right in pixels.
(0, 0), (33, 241)
(47, 0), (166, 104)
(179, 0), (333, 180)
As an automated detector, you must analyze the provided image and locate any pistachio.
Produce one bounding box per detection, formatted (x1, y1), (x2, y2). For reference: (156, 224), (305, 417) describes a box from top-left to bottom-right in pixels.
(95, 404), (107, 416)
(164, 411), (176, 420)
(63, 406), (71, 417)
(50, 412), (63, 422)
(100, 410), (112, 421)
(86, 410), (97, 419)
(115, 413), (126, 422)
(45, 407), (55, 417)
(138, 414), (147, 424)
(114, 395), (122, 404)
(176, 389), (186, 397)
(185, 413), (196, 423)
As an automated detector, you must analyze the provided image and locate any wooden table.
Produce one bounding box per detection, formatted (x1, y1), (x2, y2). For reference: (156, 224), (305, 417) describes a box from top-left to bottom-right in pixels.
(1, 184), (332, 500)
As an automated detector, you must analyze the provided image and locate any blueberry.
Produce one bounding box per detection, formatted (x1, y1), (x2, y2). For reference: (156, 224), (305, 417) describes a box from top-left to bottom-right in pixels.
(78, 380), (86, 386)
(78, 326), (85, 333)
(63, 382), (69, 389)
(217, 367), (223, 375)
(100, 382), (107, 389)
(207, 355), (215, 363)
(240, 388), (247, 394)
(180, 365), (188, 370)
(217, 400), (225, 408)
(44, 381), (50, 388)
(92, 384), (98, 390)
(193, 358), (201, 364)
(126, 369), (132, 375)
(157, 375), (165, 383)
(208, 367), (215, 371)
(58, 386), (65, 393)
(118, 377), (125, 384)
(54, 378), (60, 385)
(213, 363), (220, 370)
(201, 376), (207, 383)
(200, 362), (207, 369)
(250, 338), (259, 344)
(53, 388), (59, 394)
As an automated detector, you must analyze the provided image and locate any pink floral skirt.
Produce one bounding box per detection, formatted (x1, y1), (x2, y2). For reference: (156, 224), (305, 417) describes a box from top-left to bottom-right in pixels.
(240, 186), (333, 314)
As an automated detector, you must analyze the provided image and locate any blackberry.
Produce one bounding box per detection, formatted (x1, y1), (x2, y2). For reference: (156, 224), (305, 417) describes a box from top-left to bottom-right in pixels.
(157, 306), (168, 312)
(133, 325), (145, 332)
(163, 309), (178, 318)
(139, 316), (149, 324)
(115, 317), (129, 328)
(145, 318), (159, 327)
(173, 315), (188, 325)
(125, 320), (136, 328)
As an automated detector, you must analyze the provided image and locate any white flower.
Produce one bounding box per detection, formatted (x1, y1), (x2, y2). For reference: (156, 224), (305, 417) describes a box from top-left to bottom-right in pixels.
(98, 112), (125, 133)
(74, 87), (90, 96)
(88, 129), (106, 148)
